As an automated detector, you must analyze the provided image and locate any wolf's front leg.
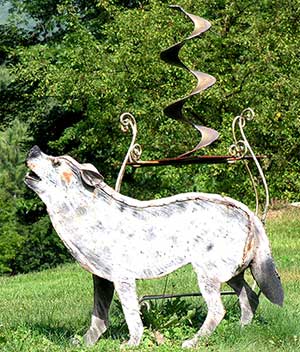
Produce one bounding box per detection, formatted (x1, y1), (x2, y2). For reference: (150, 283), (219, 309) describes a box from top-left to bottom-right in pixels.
(114, 280), (144, 346)
(83, 275), (114, 346)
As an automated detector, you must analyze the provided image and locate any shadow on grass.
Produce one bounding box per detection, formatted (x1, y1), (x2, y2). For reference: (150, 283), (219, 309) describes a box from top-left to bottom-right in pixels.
(24, 318), (129, 346)
(23, 322), (79, 346)
(23, 295), (244, 347)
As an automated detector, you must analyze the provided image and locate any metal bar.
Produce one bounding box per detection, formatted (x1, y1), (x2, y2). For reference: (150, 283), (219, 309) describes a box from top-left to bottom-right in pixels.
(127, 154), (265, 167)
(238, 109), (270, 224)
(229, 108), (270, 224)
(139, 290), (236, 304)
(230, 114), (260, 216)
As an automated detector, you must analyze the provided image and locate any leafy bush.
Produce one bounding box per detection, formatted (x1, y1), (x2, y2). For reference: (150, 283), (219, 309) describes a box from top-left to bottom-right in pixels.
(0, 120), (71, 274)
(0, 0), (300, 273)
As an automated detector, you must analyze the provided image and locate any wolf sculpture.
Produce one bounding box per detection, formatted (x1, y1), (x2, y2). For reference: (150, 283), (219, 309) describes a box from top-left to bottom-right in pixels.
(25, 145), (283, 348)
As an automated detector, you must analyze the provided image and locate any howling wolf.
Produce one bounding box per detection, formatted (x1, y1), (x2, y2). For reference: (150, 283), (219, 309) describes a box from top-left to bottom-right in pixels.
(25, 145), (283, 348)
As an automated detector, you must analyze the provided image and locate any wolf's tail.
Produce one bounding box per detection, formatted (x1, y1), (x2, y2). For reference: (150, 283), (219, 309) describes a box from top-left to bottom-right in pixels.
(250, 218), (284, 306)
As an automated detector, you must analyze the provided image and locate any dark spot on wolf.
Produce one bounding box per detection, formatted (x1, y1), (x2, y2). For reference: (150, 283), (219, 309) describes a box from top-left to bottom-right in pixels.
(177, 202), (187, 209)
(169, 236), (176, 244)
(76, 206), (87, 216)
(146, 229), (156, 241)
(143, 269), (153, 277)
(60, 202), (71, 213)
(102, 266), (112, 276)
(118, 204), (125, 212)
(207, 243), (214, 251)
(132, 209), (143, 219)
(103, 246), (111, 256)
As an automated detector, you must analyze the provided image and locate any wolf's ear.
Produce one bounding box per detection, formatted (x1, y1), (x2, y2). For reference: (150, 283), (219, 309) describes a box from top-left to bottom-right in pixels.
(80, 163), (104, 187)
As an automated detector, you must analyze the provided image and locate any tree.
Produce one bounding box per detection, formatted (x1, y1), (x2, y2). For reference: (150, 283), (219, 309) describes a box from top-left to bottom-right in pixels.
(0, 0), (300, 273)
(0, 120), (28, 273)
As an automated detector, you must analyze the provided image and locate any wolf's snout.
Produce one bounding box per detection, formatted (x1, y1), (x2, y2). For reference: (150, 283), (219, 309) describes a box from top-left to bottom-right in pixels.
(28, 145), (41, 159)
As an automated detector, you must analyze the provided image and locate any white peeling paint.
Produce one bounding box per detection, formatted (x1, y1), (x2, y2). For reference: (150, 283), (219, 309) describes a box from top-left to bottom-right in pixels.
(25, 146), (283, 348)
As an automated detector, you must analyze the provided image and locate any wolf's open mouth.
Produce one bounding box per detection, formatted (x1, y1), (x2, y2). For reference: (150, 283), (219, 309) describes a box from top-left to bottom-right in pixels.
(26, 170), (41, 181)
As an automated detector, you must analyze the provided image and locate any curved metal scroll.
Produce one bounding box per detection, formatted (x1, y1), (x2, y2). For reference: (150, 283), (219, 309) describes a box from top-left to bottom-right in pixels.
(161, 5), (219, 157)
(115, 113), (142, 193)
(229, 108), (269, 223)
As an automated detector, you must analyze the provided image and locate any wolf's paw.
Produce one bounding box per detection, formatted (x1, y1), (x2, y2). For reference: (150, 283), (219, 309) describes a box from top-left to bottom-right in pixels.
(182, 337), (198, 349)
(70, 335), (84, 346)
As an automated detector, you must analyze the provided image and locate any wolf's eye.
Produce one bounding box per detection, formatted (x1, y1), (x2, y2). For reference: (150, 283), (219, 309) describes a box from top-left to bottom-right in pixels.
(52, 159), (61, 167)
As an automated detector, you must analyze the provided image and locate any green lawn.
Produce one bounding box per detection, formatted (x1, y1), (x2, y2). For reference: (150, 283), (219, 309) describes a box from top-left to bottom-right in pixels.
(1, 208), (300, 351)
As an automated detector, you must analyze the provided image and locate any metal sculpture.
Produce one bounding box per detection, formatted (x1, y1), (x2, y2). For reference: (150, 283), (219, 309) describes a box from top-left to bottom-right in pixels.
(115, 112), (142, 192)
(23, 5), (279, 349)
(114, 6), (271, 306)
(117, 107), (270, 304)
(115, 6), (269, 224)
(229, 108), (269, 223)
(161, 5), (219, 157)
(24, 145), (283, 348)
(117, 108), (268, 221)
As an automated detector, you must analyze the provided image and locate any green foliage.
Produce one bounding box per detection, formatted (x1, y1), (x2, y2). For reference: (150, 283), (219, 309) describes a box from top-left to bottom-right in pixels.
(141, 298), (206, 331)
(0, 119), (27, 195)
(3, 0), (298, 200)
(0, 120), (28, 273)
(0, 0), (300, 273)
(11, 213), (73, 274)
(0, 120), (71, 274)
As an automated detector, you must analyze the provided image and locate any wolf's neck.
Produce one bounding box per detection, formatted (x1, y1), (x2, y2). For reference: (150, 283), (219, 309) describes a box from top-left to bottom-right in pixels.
(94, 181), (143, 209)
(46, 180), (139, 220)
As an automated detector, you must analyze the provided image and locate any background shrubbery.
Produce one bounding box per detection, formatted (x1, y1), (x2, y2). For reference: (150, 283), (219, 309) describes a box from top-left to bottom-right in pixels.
(0, 0), (299, 274)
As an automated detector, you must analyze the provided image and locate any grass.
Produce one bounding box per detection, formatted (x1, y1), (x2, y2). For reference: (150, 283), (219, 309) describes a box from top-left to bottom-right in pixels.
(1, 207), (300, 351)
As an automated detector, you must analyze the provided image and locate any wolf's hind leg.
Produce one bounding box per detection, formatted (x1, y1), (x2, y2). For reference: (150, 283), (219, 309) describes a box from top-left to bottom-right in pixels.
(83, 275), (114, 346)
(227, 271), (259, 326)
(182, 273), (225, 348)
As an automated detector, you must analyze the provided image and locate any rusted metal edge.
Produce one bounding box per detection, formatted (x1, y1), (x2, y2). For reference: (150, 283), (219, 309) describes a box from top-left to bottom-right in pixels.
(127, 154), (266, 167)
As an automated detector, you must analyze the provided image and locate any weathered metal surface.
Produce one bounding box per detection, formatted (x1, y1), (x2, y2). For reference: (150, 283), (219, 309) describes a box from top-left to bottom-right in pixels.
(25, 146), (283, 348)
(118, 107), (269, 229)
(127, 154), (265, 167)
(161, 5), (219, 156)
(229, 108), (269, 223)
(139, 290), (235, 304)
(115, 113), (141, 192)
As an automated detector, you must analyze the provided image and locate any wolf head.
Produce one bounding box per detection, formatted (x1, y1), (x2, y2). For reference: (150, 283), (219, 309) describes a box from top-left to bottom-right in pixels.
(25, 146), (103, 201)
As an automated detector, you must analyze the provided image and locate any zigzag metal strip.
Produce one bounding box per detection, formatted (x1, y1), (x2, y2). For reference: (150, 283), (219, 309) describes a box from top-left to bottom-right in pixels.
(161, 5), (219, 158)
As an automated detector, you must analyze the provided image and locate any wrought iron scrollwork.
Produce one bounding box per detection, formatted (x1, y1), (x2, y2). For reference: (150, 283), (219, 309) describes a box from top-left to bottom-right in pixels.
(229, 108), (269, 223)
(115, 113), (142, 193)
